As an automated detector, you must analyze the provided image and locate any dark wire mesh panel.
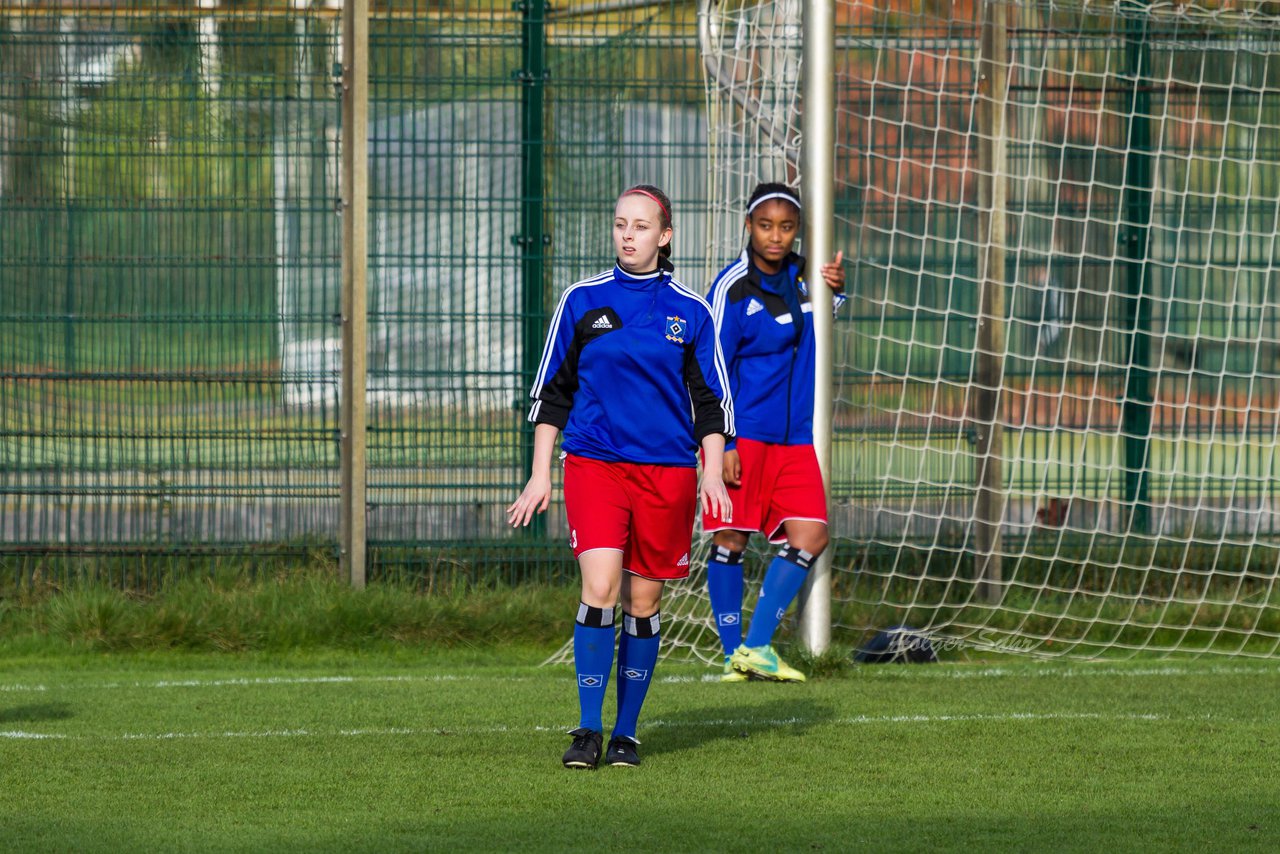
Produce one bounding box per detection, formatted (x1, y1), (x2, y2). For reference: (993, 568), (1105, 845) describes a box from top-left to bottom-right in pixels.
(2, 2), (342, 583)
(364, 2), (708, 582)
(0, 1), (713, 584)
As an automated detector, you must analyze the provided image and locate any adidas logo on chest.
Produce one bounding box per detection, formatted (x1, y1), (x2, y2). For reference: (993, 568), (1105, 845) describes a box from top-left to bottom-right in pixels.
(746, 299), (764, 316)
(592, 315), (613, 329)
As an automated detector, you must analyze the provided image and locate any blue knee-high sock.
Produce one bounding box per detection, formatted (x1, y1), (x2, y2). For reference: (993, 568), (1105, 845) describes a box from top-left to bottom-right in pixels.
(613, 612), (660, 741)
(744, 546), (814, 649)
(706, 546), (745, 657)
(573, 602), (615, 733)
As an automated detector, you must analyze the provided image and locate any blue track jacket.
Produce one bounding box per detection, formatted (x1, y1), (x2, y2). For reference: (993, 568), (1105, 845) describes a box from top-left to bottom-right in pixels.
(707, 248), (842, 448)
(529, 263), (735, 466)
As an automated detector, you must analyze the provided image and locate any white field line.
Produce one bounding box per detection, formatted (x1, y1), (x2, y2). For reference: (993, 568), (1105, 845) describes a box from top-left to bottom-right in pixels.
(2, 665), (1280, 696)
(848, 663), (1280, 681)
(0, 711), (1211, 743)
(0, 674), (495, 693)
(1, 662), (1278, 695)
(666, 662), (1280, 682)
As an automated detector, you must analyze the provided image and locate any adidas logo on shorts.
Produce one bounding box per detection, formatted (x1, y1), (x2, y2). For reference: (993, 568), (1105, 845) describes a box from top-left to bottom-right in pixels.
(592, 315), (613, 329)
(677, 552), (689, 567)
(746, 299), (764, 316)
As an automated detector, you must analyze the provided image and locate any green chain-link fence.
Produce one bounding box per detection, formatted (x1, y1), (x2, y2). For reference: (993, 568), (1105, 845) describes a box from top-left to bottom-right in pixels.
(7, 1), (1280, 595)
(1, 0), (712, 586)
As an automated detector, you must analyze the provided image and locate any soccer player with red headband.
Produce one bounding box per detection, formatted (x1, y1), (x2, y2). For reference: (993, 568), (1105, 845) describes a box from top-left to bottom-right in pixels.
(508, 184), (734, 769)
(703, 182), (846, 683)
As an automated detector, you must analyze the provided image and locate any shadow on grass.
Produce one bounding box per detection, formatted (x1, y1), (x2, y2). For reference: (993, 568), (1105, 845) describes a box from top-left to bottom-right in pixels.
(642, 694), (835, 757)
(0, 702), (75, 724)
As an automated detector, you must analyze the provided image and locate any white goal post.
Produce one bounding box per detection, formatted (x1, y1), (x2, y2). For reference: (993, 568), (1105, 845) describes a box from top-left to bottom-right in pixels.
(797, 0), (837, 655)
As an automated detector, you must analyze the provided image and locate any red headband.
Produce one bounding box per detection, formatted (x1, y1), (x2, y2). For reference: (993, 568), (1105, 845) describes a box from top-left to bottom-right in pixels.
(624, 187), (670, 222)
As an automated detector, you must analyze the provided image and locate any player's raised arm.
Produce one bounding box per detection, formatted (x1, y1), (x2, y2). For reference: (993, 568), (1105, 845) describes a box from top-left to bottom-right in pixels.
(820, 250), (845, 293)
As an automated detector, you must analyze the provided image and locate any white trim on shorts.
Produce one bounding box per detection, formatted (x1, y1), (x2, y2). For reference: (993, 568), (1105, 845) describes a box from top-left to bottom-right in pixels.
(576, 547), (625, 557)
(622, 566), (688, 581)
(765, 515), (829, 545)
(703, 521), (762, 536)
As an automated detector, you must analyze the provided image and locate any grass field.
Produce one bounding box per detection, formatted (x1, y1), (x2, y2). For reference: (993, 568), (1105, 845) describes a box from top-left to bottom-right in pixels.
(3, 646), (1278, 852)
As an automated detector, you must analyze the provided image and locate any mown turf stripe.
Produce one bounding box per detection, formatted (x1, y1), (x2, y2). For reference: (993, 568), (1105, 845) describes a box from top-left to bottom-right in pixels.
(1, 662), (1277, 695)
(1, 710), (1224, 743)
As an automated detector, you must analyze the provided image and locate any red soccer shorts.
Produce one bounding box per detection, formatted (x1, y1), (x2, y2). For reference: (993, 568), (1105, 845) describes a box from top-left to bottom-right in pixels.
(563, 454), (698, 580)
(702, 437), (828, 544)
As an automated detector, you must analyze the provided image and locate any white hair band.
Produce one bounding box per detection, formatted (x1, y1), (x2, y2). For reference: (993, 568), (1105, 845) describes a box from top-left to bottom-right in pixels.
(747, 191), (801, 215)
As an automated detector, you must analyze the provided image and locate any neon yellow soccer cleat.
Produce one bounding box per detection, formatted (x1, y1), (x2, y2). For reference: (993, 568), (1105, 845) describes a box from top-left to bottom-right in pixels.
(730, 644), (806, 683)
(721, 655), (748, 683)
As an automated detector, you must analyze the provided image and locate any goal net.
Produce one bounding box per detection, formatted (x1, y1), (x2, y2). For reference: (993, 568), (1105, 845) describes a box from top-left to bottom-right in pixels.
(643, 0), (1280, 665)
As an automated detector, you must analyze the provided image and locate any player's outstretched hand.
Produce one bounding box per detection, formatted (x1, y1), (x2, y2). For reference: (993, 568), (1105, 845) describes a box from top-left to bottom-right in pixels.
(700, 470), (732, 524)
(820, 250), (845, 293)
(722, 449), (742, 488)
(506, 473), (551, 528)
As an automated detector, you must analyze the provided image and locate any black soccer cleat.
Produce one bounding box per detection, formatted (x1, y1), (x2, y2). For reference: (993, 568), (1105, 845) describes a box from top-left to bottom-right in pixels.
(605, 735), (641, 768)
(562, 727), (603, 770)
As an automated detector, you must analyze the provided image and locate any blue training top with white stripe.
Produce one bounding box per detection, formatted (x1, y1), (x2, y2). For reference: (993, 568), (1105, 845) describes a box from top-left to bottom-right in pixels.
(707, 247), (844, 448)
(528, 263), (735, 467)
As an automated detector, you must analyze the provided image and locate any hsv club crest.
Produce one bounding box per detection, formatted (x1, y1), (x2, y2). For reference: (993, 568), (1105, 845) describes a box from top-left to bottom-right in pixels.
(664, 315), (686, 343)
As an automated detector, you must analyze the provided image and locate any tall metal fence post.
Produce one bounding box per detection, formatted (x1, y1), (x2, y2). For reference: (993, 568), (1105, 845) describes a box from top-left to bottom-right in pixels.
(340, 0), (369, 588)
(518, 0), (548, 537)
(798, 0), (835, 656)
(1121, 5), (1154, 536)
(974, 0), (1008, 603)
(63, 200), (76, 375)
